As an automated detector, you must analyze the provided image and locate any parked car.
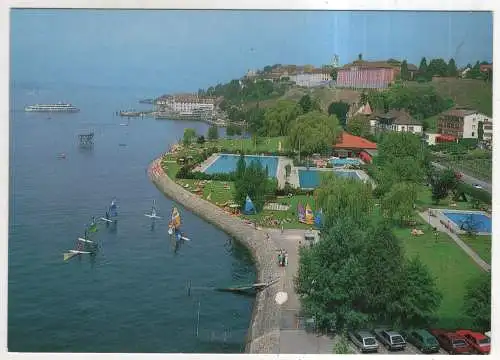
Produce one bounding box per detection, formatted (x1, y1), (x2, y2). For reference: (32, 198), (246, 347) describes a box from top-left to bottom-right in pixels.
(374, 328), (406, 351)
(430, 329), (471, 354)
(348, 330), (379, 353)
(473, 183), (483, 189)
(403, 329), (440, 353)
(455, 330), (491, 354)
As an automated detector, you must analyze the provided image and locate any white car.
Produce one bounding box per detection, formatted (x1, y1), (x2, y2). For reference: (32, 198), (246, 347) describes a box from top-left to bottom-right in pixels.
(473, 184), (483, 189)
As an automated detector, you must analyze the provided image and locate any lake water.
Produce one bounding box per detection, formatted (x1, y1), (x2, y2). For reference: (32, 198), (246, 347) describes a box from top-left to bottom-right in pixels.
(8, 81), (256, 353)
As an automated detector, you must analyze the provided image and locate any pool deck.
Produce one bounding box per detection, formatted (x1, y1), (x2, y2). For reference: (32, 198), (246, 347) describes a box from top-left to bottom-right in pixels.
(419, 209), (491, 272)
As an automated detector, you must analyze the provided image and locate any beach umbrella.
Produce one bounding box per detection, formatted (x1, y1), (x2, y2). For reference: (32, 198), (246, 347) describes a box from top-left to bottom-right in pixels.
(275, 291), (288, 305)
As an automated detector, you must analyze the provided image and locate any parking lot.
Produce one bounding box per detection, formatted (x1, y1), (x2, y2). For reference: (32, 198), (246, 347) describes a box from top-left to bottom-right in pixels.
(348, 341), (449, 355)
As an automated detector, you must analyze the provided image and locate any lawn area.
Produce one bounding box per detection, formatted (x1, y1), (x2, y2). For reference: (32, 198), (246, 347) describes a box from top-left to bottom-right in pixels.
(458, 234), (492, 265)
(394, 222), (483, 329)
(414, 184), (479, 211)
(242, 194), (318, 229)
(201, 136), (288, 153)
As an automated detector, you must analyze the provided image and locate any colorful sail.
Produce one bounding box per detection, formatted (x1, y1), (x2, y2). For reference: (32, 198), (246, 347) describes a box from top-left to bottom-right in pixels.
(109, 199), (118, 217)
(297, 202), (305, 223)
(314, 208), (322, 227)
(243, 195), (256, 215)
(170, 207), (181, 229)
(88, 217), (99, 233)
(305, 203), (314, 225)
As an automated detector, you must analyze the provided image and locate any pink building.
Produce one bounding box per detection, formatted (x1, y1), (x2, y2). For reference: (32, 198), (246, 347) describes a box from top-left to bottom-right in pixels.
(336, 61), (398, 89)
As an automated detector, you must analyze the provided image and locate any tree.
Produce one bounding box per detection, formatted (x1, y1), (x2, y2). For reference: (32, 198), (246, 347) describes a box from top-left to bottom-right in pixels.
(400, 60), (410, 81)
(226, 125), (235, 137)
(346, 115), (370, 137)
(427, 58), (448, 77)
(207, 125), (219, 141)
(328, 101), (350, 127)
(233, 160), (270, 212)
(235, 153), (246, 180)
(315, 174), (374, 228)
(418, 57), (428, 76)
(299, 94), (321, 114)
(263, 100), (302, 136)
(381, 182), (418, 224)
(182, 128), (197, 146)
(287, 111), (342, 156)
(463, 274), (491, 331)
(392, 257), (442, 328)
(196, 135), (205, 144)
(447, 58), (458, 77)
(429, 168), (458, 204)
(359, 91), (368, 105)
(295, 217), (371, 331)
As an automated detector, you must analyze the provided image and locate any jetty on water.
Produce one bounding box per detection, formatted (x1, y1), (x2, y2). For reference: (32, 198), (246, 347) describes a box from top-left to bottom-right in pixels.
(78, 130), (94, 146)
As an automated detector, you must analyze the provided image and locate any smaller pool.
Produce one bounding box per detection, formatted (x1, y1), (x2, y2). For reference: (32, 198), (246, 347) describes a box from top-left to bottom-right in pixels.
(330, 158), (361, 167)
(204, 154), (279, 177)
(299, 170), (360, 189)
(443, 211), (492, 233)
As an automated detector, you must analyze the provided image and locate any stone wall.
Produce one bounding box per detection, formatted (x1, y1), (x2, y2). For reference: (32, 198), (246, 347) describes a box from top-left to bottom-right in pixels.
(148, 158), (282, 353)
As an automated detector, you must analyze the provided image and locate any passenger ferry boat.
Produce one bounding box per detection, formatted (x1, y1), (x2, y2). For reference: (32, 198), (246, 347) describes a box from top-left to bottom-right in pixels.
(24, 102), (80, 112)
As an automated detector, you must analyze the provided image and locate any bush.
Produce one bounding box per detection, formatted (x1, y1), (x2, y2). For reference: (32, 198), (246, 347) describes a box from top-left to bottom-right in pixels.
(457, 183), (491, 205)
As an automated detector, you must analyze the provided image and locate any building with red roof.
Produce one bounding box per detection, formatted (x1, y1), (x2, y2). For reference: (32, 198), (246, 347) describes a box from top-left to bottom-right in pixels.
(333, 132), (377, 163)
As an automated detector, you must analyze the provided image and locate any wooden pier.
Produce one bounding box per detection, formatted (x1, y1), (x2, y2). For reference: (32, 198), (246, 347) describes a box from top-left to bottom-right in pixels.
(78, 130), (94, 146)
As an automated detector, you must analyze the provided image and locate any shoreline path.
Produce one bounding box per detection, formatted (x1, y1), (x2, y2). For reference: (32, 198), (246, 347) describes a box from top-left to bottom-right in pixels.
(148, 158), (334, 353)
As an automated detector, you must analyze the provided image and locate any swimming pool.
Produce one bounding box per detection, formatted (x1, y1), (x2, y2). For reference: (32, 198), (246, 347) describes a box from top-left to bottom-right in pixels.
(204, 154), (279, 177)
(299, 170), (360, 189)
(443, 211), (492, 233)
(330, 158), (361, 167)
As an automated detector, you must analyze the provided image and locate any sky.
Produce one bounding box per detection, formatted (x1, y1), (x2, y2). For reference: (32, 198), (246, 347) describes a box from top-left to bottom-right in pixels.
(10, 9), (493, 92)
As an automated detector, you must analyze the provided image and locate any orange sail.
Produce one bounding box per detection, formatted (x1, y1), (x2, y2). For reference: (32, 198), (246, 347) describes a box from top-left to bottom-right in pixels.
(305, 203), (314, 225)
(170, 207), (181, 229)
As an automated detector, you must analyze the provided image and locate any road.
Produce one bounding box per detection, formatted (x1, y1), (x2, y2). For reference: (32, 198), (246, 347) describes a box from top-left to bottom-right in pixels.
(432, 162), (492, 194)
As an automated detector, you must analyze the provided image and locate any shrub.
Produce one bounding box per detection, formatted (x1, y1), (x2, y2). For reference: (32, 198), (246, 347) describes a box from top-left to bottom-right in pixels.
(457, 183), (491, 205)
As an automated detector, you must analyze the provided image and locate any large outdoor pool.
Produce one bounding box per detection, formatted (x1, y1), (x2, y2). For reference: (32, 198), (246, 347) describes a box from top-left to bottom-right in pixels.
(443, 211), (492, 233)
(299, 170), (360, 189)
(204, 154), (279, 177)
(330, 158), (361, 167)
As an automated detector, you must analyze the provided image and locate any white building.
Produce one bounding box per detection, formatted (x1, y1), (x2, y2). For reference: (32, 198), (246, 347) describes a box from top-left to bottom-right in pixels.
(156, 94), (216, 115)
(437, 109), (492, 140)
(373, 109), (423, 135)
(289, 71), (331, 87)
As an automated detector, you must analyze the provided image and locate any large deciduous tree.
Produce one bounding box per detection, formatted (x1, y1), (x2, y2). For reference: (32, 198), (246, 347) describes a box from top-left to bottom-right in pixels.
(299, 94), (322, 114)
(346, 115), (371, 137)
(447, 58), (458, 77)
(262, 100), (302, 136)
(381, 182), (418, 224)
(182, 128), (197, 146)
(287, 111), (341, 156)
(207, 125), (219, 141)
(328, 101), (350, 127)
(233, 159), (270, 212)
(463, 274), (491, 331)
(400, 60), (410, 81)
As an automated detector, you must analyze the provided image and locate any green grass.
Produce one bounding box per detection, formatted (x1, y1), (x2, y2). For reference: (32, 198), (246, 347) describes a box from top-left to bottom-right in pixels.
(414, 184), (479, 211)
(242, 194), (318, 229)
(459, 234), (492, 265)
(394, 223), (483, 328)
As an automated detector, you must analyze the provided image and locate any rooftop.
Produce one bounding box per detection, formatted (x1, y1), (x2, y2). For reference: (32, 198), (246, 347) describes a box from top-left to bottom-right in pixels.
(377, 109), (421, 126)
(440, 108), (478, 118)
(333, 131), (378, 150)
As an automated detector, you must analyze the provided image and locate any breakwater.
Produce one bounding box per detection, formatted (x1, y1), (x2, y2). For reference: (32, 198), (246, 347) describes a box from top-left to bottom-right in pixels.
(148, 158), (282, 353)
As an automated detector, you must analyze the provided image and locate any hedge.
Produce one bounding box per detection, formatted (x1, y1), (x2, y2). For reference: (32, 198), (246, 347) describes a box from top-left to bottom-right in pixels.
(457, 183), (491, 205)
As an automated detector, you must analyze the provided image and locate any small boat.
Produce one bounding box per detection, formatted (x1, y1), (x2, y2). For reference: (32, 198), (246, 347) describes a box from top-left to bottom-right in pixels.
(145, 200), (162, 219)
(57, 153), (66, 159)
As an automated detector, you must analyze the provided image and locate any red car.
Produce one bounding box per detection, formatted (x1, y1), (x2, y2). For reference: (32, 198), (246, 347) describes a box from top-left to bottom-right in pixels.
(430, 329), (471, 354)
(455, 330), (490, 354)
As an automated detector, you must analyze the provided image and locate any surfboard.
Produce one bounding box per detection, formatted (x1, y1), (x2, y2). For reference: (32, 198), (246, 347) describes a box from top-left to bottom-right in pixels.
(100, 217), (114, 223)
(144, 214), (162, 219)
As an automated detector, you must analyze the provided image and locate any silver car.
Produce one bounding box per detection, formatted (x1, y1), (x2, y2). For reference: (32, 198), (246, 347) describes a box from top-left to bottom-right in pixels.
(349, 330), (379, 353)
